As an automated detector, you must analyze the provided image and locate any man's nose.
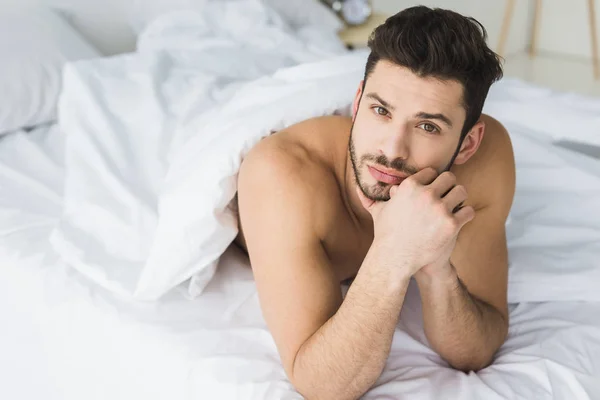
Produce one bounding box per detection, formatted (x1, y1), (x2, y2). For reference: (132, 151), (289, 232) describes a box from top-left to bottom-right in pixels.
(379, 126), (410, 161)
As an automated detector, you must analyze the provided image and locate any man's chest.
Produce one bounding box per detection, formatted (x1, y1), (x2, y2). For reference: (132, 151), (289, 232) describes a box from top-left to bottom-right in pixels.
(322, 215), (374, 283)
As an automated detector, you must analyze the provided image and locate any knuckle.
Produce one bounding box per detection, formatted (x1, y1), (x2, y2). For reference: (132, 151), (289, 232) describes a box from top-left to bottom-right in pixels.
(441, 171), (456, 182)
(455, 185), (468, 198)
(436, 202), (449, 215)
(404, 177), (417, 188)
(423, 187), (437, 202)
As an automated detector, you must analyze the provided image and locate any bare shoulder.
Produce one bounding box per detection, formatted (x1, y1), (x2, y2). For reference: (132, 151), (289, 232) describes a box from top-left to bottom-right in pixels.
(454, 114), (515, 212)
(238, 118), (343, 240)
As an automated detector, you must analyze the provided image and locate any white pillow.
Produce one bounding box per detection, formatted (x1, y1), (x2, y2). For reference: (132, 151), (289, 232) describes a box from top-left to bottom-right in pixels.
(0, 7), (100, 135)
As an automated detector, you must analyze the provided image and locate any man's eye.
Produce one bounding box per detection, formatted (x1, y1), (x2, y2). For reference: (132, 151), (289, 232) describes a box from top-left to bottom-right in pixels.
(418, 123), (439, 133)
(374, 106), (389, 116)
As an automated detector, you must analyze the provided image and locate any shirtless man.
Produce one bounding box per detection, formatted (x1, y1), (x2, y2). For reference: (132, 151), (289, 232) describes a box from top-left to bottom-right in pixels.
(236, 6), (515, 399)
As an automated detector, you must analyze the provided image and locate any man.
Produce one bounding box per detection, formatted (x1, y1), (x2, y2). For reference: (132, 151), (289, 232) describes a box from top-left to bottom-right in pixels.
(236, 6), (515, 400)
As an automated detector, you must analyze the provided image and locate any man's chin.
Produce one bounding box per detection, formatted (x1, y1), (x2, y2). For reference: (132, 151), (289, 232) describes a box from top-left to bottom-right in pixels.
(360, 183), (391, 202)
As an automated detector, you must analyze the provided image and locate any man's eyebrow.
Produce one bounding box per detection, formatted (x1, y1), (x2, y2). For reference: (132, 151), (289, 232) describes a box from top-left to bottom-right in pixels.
(365, 93), (395, 111)
(414, 112), (453, 129)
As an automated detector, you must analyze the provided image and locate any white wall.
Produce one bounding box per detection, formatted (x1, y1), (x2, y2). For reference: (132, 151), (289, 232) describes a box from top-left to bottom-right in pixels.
(373, 0), (600, 60)
(536, 0), (600, 59)
(51, 0), (136, 54)
(372, 0), (533, 57)
(1, 0), (597, 60)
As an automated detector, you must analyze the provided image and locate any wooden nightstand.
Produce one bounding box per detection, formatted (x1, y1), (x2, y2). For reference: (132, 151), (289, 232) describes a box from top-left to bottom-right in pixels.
(337, 12), (389, 49)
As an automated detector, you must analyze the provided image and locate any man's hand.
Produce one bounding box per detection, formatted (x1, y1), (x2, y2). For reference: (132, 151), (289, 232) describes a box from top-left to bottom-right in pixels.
(356, 168), (475, 276)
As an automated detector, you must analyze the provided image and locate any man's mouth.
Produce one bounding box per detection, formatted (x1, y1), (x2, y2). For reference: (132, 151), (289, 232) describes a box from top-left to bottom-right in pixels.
(367, 165), (407, 185)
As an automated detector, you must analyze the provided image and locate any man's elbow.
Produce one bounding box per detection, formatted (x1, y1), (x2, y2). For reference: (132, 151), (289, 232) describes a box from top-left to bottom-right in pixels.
(288, 347), (378, 400)
(444, 334), (507, 373)
(446, 352), (496, 373)
(447, 315), (509, 372)
(289, 373), (355, 400)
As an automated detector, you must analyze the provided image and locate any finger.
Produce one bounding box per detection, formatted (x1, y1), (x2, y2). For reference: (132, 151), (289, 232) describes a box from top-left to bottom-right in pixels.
(452, 202), (465, 214)
(453, 205), (475, 229)
(441, 185), (468, 212)
(389, 185), (400, 197)
(407, 167), (438, 186)
(430, 171), (457, 198)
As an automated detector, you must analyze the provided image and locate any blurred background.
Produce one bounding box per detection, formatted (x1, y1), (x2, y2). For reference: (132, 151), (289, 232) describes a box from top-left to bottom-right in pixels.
(370, 0), (600, 97)
(2, 0), (599, 96)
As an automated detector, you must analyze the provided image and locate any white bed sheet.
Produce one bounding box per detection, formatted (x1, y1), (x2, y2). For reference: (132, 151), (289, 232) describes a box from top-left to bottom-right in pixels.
(1, 124), (600, 399)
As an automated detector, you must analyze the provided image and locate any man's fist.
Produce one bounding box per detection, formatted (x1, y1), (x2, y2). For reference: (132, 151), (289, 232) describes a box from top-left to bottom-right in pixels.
(357, 168), (475, 276)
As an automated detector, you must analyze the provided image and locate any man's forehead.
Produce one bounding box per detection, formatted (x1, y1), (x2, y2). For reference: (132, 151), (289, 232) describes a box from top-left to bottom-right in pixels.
(366, 60), (466, 120)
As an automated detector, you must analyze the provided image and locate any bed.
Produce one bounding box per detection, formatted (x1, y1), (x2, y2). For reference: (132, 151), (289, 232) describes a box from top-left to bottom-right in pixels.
(2, 3), (600, 400)
(2, 124), (600, 400)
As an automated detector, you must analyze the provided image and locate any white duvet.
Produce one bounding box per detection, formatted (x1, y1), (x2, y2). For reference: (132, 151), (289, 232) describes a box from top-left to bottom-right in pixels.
(51, 1), (600, 303)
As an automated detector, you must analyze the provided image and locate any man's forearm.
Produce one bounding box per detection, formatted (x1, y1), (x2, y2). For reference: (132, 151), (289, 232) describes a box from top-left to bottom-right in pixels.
(292, 250), (410, 400)
(416, 262), (508, 371)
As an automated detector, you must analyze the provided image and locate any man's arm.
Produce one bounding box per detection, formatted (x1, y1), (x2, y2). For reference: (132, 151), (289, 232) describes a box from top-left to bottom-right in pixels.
(415, 251), (509, 372)
(415, 119), (515, 371)
(237, 141), (410, 400)
(294, 249), (412, 399)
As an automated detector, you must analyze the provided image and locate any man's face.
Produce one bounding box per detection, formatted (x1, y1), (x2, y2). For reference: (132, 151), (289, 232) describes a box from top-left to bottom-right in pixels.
(350, 60), (468, 201)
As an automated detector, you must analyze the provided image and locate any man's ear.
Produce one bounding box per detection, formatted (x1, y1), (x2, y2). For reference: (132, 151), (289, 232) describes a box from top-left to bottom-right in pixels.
(453, 120), (485, 165)
(352, 81), (364, 121)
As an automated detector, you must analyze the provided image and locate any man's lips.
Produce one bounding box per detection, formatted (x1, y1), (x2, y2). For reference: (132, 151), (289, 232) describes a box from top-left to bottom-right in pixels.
(367, 165), (407, 185)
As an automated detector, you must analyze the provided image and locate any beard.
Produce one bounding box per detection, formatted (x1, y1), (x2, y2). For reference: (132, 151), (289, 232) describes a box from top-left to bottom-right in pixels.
(349, 122), (419, 202)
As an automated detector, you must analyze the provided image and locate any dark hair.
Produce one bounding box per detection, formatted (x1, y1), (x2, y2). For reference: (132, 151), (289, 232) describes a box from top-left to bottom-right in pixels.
(364, 6), (503, 137)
